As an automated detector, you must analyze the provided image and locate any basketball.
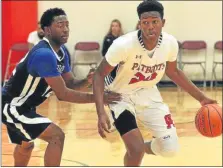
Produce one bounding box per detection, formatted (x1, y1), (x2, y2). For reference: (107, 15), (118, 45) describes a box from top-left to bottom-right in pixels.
(195, 104), (222, 137)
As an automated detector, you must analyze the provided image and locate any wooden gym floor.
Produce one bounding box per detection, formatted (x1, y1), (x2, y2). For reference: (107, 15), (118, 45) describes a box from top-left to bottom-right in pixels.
(1, 87), (222, 166)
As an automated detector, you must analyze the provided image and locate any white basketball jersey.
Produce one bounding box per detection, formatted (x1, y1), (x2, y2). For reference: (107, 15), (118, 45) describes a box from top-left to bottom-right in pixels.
(105, 30), (179, 94)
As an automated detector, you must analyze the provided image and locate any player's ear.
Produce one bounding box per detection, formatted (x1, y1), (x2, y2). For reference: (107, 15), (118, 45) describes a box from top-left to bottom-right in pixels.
(162, 19), (166, 27)
(44, 27), (51, 36)
(48, 28), (52, 36)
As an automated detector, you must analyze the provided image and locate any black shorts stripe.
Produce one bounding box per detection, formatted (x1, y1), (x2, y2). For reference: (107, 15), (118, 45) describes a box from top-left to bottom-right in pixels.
(111, 110), (138, 136)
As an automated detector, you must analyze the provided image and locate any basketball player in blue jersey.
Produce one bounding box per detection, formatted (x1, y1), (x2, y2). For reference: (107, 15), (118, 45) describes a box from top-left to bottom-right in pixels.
(93, 0), (217, 166)
(2, 8), (120, 166)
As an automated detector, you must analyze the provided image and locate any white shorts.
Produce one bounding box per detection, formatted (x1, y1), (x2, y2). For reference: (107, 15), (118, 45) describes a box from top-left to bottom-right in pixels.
(108, 86), (177, 138)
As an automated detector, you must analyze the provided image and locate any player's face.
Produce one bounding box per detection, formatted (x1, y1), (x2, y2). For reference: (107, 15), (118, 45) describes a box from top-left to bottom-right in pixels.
(50, 15), (69, 45)
(140, 11), (165, 41)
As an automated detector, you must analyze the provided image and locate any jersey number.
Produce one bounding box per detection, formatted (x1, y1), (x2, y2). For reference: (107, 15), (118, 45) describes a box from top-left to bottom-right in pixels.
(129, 72), (157, 84)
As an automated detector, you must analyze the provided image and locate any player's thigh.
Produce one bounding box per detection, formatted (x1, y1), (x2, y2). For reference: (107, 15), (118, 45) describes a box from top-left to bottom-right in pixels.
(136, 102), (177, 138)
(111, 110), (144, 153)
(38, 123), (65, 143)
(136, 103), (179, 156)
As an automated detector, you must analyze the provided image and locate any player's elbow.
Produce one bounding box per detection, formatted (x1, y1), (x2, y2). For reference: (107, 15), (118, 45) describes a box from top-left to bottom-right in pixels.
(57, 96), (63, 101)
(55, 90), (68, 101)
(56, 94), (64, 101)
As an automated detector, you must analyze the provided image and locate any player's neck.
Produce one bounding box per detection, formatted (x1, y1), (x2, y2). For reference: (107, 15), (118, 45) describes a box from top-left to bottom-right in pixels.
(47, 38), (61, 53)
(142, 34), (158, 51)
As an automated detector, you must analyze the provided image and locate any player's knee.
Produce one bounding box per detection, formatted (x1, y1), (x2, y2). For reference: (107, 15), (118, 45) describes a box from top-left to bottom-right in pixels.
(127, 141), (145, 159)
(160, 143), (179, 158)
(49, 126), (65, 145)
(159, 149), (178, 157)
(15, 142), (34, 156)
(40, 124), (65, 144)
(151, 133), (179, 158)
(128, 144), (145, 159)
(53, 128), (65, 143)
(21, 141), (35, 150)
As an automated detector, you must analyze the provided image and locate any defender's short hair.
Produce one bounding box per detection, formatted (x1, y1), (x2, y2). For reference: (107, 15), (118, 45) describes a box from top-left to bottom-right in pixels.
(40, 8), (66, 30)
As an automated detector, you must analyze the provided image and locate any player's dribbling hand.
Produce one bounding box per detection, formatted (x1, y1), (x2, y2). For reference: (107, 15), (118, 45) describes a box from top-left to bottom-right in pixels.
(103, 91), (121, 105)
(98, 112), (111, 138)
(200, 96), (217, 106)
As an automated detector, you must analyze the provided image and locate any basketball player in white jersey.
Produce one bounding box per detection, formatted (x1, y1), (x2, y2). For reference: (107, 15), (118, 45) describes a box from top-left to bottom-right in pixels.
(93, 0), (217, 166)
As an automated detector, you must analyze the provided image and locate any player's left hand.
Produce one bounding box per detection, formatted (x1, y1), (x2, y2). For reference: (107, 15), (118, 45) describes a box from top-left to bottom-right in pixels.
(200, 96), (217, 106)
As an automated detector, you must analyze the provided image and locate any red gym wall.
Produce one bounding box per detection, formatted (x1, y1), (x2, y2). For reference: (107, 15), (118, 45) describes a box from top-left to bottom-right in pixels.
(2, 1), (38, 81)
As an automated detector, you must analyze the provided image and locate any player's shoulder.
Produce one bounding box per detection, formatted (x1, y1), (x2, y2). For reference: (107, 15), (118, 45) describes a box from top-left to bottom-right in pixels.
(31, 41), (51, 52)
(113, 31), (138, 47)
(162, 32), (178, 44)
(34, 47), (53, 54)
(162, 32), (179, 50)
(30, 43), (54, 60)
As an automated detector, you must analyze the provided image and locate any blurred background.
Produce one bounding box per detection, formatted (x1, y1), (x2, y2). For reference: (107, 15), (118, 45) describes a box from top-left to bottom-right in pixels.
(1, 1), (222, 166)
(2, 1), (222, 85)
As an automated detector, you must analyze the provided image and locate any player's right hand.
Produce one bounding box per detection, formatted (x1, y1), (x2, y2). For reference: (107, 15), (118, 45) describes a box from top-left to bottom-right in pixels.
(103, 91), (121, 105)
(86, 69), (95, 85)
(98, 112), (111, 138)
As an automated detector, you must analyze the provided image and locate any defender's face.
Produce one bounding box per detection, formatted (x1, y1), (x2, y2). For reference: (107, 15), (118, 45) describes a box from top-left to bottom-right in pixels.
(50, 15), (70, 45)
(140, 11), (165, 41)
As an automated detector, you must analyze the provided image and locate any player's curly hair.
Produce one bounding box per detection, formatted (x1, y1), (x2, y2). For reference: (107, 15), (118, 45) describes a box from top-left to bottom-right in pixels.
(137, 0), (164, 19)
(40, 8), (66, 30)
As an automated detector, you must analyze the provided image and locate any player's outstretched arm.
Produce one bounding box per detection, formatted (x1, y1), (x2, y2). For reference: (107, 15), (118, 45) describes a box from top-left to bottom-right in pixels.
(61, 71), (90, 90)
(45, 74), (120, 104)
(165, 60), (217, 105)
(45, 75), (94, 103)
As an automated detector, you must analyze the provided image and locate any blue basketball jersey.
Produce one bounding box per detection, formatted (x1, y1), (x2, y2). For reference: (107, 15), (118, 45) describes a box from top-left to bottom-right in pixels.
(2, 38), (71, 108)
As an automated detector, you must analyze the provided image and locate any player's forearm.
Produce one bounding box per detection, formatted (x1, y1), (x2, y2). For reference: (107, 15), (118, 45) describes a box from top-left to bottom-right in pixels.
(58, 88), (94, 103)
(167, 69), (206, 101)
(93, 71), (106, 116)
(66, 79), (88, 91)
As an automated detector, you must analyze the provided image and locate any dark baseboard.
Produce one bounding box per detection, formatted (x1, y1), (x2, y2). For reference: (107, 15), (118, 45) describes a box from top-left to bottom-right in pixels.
(158, 80), (223, 88)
